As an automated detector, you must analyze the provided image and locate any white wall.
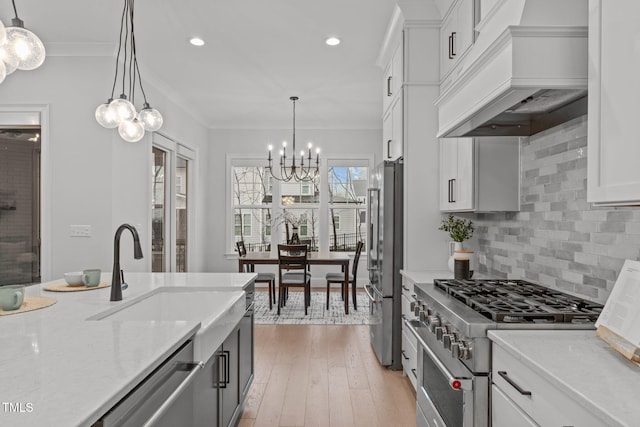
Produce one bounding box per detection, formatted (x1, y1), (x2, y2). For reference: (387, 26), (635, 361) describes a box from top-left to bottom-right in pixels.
(205, 128), (381, 277)
(0, 55), (209, 279)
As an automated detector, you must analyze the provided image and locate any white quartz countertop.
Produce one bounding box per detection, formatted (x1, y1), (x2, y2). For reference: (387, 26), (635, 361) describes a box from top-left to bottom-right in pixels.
(489, 330), (640, 427)
(0, 272), (255, 427)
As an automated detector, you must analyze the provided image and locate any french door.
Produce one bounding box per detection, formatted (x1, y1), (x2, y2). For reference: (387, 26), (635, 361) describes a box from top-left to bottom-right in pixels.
(152, 134), (194, 272)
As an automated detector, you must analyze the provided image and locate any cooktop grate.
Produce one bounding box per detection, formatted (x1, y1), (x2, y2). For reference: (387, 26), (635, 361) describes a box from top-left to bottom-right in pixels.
(433, 279), (603, 323)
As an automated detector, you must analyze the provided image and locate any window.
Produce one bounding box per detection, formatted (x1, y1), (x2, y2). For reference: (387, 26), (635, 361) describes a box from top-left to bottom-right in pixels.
(229, 156), (371, 253)
(235, 213), (252, 236)
(332, 215), (341, 230)
(231, 162), (272, 252)
(328, 162), (369, 251)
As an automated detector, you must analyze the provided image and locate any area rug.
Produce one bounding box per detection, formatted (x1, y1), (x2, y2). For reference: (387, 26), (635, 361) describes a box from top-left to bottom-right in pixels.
(253, 290), (371, 325)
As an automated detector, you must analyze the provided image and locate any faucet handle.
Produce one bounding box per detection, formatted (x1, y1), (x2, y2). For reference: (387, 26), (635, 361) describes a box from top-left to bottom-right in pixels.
(120, 269), (128, 290)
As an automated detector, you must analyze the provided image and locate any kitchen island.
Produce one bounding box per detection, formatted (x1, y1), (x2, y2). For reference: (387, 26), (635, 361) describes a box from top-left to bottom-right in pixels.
(0, 272), (256, 427)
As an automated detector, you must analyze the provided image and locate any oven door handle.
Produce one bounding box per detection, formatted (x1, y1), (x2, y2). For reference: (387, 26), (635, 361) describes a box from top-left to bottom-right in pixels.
(403, 318), (473, 391)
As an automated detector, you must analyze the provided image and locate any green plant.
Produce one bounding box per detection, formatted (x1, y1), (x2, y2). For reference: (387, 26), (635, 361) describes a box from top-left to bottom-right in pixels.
(438, 214), (474, 242)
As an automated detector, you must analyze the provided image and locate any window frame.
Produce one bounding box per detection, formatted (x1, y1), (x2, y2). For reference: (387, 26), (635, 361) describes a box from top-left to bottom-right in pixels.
(227, 153), (373, 255)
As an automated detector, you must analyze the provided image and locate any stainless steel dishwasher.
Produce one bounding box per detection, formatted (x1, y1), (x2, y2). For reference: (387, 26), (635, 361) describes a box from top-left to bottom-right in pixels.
(93, 340), (202, 427)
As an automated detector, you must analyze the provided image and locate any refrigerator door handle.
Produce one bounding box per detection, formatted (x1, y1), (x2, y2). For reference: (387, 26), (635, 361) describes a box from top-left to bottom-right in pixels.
(367, 187), (381, 272)
(363, 282), (376, 303)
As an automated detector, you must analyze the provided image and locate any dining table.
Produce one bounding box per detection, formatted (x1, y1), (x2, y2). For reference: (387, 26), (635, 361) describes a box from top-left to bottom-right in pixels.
(238, 251), (352, 314)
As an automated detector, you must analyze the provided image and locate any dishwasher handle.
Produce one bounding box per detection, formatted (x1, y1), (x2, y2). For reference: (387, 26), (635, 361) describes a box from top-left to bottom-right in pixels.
(142, 361), (203, 427)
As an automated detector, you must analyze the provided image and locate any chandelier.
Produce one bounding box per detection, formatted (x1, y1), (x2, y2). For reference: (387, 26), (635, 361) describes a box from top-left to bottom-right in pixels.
(94, 0), (163, 143)
(0, 0), (46, 85)
(267, 96), (320, 182)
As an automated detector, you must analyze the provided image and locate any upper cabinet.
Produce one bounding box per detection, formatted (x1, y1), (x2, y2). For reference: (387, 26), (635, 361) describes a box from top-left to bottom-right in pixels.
(383, 92), (403, 161)
(440, 0), (475, 84)
(440, 137), (520, 212)
(587, 0), (640, 206)
(382, 42), (404, 114)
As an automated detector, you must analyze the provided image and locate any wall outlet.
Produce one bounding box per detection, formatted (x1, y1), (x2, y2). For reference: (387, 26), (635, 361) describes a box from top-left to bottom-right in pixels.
(70, 225), (92, 237)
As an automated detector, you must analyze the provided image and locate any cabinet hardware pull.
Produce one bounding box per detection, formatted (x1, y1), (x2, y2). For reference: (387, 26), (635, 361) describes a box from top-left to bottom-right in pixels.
(451, 178), (456, 203)
(448, 179), (453, 203)
(451, 32), (457, 57)
(402, 285), (409, 291)
(448, 34), (453, 59)
(498, 371), (532, 396)
(223, 350), (231, 385)
(402, 350), (409, 360)
(387, 76), (392, 96)
(411, 368), (417, 378)
(387, 140), (392, 159)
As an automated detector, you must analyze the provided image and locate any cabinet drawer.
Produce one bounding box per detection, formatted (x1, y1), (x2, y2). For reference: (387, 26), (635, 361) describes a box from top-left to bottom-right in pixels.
(491, 384), (537, 427)
(401, 328), (418, 389)
(492, 344), (601, 426)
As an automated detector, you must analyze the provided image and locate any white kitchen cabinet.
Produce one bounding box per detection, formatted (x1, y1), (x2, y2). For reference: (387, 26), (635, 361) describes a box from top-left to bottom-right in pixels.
(587, 0), (640, 206)
(439, 137), (519, 212)
(440, 0), (475, 80)
(382, 92), (404, 161)
(492, 343), (602, 427)
(401, 276), (418, 390)
(383, 41), (404, 114)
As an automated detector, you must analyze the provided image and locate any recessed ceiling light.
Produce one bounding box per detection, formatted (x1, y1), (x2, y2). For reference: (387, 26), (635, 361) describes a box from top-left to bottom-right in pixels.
(325, 37), (341, 46)
(189, 37), (205, 47)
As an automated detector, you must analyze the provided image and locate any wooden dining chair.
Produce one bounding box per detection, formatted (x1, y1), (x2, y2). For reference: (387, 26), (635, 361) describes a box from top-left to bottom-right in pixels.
(277, 244), (311, 315)
(325, 240), (364, 311)
(237, 240), (277, 309)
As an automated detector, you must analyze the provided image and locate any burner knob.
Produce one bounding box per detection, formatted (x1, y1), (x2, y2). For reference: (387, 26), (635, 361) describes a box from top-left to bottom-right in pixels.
(419, 310), (428, 322)
(451, 341), (472, 360)
(427, 315), (441, 332)
(442, 333), (457, 349)
(435, 326), (448, 341)
(410, 299), (420, 312)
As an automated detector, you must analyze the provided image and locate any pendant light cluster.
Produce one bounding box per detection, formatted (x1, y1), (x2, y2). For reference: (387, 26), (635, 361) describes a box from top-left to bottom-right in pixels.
(95, 0), (163, 143)
(0, 0), (46, 84)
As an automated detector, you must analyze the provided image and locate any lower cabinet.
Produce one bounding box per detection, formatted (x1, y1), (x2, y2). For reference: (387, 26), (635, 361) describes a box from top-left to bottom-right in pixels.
(194, 311), (254, 427)
(491, 344), (600, 427)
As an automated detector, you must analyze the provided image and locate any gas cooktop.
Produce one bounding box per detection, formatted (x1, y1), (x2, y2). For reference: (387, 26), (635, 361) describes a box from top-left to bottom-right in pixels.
(433, 279), (603, 324)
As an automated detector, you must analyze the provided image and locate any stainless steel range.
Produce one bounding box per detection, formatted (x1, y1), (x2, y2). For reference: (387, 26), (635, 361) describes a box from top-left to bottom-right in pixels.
(404, 278), (603, 427)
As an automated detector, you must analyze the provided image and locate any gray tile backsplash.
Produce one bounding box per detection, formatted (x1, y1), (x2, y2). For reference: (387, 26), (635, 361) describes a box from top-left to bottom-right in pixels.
(468, 115), (640, 304)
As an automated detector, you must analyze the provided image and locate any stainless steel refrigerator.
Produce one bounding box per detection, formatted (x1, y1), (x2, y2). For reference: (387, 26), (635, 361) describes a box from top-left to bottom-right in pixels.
(366, 159), (403, 370)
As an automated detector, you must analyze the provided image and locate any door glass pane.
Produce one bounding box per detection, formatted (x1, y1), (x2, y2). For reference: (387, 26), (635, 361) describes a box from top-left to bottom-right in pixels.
(152, 147), (166, 272)
(0, 127), (41, 284)
(176, 157), (188, 272)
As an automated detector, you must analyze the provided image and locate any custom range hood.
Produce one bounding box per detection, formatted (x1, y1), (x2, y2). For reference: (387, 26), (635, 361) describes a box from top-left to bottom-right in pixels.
(436, 0), (588, 138)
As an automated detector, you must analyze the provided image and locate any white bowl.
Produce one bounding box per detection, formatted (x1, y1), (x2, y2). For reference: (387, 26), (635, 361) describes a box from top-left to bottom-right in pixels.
(64, 272), (84, 286)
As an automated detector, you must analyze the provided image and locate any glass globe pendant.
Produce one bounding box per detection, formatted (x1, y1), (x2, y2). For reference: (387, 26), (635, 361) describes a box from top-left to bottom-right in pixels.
(139, 103), (163, 131)
(0, 19), (6, 44)
(0, 60), (6, 84)
(3, 18), (46, 71)
(118, 117), (145, 143)
(109, 95), (136, 123)
(95, 99), (119, 128)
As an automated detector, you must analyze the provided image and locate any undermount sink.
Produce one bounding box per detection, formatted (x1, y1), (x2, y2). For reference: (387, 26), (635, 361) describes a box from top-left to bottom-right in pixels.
(88, 287), (246, 362)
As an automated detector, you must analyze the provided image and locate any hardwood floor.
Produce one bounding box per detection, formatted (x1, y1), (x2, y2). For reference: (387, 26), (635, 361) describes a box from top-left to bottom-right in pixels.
(239, 325), (417, 427)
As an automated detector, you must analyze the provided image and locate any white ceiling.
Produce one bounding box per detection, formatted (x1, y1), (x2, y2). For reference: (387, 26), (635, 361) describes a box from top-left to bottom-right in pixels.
(1, 0), (398, 129)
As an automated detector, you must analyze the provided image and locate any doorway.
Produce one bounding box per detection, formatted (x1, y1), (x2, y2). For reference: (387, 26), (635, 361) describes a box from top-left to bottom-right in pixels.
(0, 127), (41, 284)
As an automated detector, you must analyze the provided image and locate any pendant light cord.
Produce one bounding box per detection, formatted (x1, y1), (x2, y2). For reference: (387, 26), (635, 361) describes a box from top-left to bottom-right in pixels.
(11, 0), (19, 19)
(110, 0), (128, 99)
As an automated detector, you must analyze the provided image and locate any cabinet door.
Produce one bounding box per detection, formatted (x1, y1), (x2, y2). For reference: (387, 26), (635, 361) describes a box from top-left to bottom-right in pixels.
(491, 384), (537, 427)
(439, 139), (458, 210)
(390, 93), (403, 160)
(440, 11), (456, 78)
(383, 107), (393, 160)
(390, 41), (403, 98)
(193, 349), (219, 427)
(220, 327), (240, 427)
(383, 62), (393, 113)
(455, 0), (474, 58)
(588, 0), (640, 205)
(238, 310), (254, 398)
(454, 138), (474, 210)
